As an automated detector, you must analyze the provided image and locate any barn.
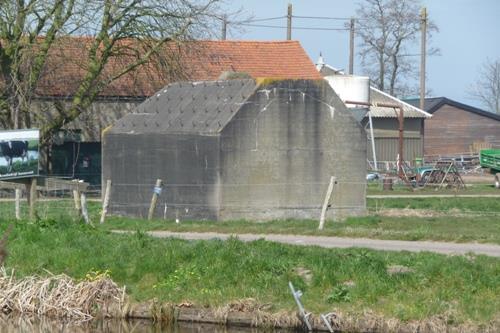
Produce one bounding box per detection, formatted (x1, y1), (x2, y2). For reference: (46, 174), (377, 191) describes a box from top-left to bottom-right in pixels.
(102, 79), (367, 221)
(406, 97), (500, 156)
(0, 39), (328, 186)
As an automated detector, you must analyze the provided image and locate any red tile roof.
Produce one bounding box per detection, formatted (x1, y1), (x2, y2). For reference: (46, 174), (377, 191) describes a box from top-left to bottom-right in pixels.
(29, 39), (321, 97)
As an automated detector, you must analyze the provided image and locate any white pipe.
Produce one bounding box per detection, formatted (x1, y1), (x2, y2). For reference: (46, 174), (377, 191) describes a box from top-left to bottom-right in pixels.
(368, 112), (377, 170)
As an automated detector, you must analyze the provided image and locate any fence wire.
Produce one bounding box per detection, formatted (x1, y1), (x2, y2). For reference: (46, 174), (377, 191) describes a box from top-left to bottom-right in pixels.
(1, 178), (499, 222)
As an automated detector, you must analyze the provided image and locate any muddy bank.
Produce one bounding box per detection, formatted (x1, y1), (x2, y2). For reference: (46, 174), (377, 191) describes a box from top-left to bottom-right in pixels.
(0, 315), (290, 333)
(120, 301), (500, 333)
(1, 269), (498, 333)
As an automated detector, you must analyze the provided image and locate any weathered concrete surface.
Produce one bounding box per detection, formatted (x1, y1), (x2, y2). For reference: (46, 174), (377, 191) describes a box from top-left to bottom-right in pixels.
(113, 230), (500, 257)
(103, 79), (367, 221)
(220, 80), (366, 220)
(102, 133), (221, 220)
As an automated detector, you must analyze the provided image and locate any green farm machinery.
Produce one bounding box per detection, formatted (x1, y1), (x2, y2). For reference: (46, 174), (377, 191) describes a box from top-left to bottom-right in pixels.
(480, 149), (500, 189)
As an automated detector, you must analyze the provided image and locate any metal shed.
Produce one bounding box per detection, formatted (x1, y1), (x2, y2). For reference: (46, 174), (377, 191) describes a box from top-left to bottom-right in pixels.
(364, 88), (431, 167)
(102, 79), (367, 221)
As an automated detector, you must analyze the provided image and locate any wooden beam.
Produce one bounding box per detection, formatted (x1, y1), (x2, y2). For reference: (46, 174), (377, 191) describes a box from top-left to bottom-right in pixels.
(100, 179), (112, 224)
(318, 176), (336, 230)
(29, 178), (37, 220)
(148, 179), (163, 221)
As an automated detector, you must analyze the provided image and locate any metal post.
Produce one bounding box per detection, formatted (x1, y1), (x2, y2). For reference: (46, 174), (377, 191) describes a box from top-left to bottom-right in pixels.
(368, 112), (377, 170)
(419, 7), (427, 111)
(289, 282), (312, 331)
(286, 3), (292, 40)
(349, 18), (355, 75)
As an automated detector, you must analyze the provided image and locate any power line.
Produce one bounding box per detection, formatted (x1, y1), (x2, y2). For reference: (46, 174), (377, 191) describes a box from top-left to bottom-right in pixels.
(292, 15), (352, 21)
(240, 23), (349, 31)
(243, 16), (286, 23)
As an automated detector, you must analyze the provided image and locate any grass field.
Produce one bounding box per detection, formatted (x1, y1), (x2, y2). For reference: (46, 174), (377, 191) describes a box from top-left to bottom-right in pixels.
(1, 220), (499, 326)
(367, 182), (500, 195)
(102, 215), (500, 244)
(1, 195), (500, 243)
(368, 196), (500, 213)
(98, 196), (500, 244)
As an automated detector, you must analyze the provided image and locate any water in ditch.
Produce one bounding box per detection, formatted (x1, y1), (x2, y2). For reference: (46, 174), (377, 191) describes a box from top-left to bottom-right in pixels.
(0, 316), (299, 333)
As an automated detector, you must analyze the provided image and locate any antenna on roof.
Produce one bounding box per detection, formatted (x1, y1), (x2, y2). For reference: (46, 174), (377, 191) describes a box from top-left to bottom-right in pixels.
(316, 52), (325, 71)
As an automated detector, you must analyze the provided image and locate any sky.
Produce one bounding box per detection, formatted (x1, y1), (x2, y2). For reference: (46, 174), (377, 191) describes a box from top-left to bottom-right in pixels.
(222, 0), (500, 110)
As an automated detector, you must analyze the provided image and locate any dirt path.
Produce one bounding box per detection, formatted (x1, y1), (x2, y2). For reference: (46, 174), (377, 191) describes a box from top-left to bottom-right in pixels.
(368, 194), (500, 198)
(113, 230), (500, 257)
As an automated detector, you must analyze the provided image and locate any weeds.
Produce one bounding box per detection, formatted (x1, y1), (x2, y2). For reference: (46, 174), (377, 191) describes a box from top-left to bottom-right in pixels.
(0, 219), (498, 326)
(327, 285), (351, 303)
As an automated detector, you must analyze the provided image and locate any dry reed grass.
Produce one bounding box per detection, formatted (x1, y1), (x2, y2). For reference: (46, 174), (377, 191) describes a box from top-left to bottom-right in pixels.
(213, 298), (300, 328)
(0, 267), (497, 333)
(0, 267), (125, 320)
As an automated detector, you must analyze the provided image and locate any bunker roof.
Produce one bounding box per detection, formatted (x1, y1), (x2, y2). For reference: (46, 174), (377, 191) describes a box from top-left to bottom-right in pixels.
(111, 79), (257, 135)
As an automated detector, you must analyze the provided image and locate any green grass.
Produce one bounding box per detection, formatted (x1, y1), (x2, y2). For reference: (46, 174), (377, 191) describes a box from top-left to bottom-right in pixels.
(367, 182), (500, 195)
(102, 215), (500, 244)
(99, 196), (500, 244)
(1, 219), (499, 325)
(368, 196), (500, 212)
(2, 196), (500, 243)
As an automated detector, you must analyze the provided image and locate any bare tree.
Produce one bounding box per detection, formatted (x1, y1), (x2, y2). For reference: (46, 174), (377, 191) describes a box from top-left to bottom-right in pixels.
(0, 0), (224, 144)
(468, 58), (500, 114)
(355, 0), (438, 97)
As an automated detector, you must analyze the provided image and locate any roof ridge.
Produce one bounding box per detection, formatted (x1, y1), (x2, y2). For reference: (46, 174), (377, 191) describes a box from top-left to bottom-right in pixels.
(199, 40), (301, 43)
(370, 86), (432, 118)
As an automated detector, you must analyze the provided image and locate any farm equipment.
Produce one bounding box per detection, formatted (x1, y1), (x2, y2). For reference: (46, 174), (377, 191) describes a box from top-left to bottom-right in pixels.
(480, 149), (500, 189)
(423, 160), (466, 189)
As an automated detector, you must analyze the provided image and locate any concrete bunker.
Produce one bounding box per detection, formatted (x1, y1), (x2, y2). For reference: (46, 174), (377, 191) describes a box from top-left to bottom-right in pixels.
(102, 79), (366, 221)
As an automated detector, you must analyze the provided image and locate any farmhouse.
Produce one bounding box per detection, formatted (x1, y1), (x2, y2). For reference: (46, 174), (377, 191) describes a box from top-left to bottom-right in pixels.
(102, 79), (367, 221)
(405, 97), (500, 156)
(316, 56), (430, 167)
(1, 39), (323, 185)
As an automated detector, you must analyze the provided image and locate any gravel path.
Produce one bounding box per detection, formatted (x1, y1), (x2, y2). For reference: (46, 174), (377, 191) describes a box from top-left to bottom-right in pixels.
(367, 194), (500, 198)
(113, 230), (500, 257)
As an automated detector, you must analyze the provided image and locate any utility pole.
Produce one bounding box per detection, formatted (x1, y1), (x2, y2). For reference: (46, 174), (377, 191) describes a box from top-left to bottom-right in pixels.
(221, 15), (227, 40)
(349, 18), (355, 75)
(286, 3), (292, 40)
(419, 7), (427, 111)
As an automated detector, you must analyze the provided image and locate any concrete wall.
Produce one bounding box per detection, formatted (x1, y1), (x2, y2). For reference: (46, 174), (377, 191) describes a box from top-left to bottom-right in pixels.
(102, 133), (220, 220)
(103, 79), (367, 221)
(220, 80), (366, 220)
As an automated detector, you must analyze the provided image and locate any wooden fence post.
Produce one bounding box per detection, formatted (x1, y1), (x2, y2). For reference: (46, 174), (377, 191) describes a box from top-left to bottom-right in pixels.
(318, 176), (336, 230)
(100, 180), (112, 224)
(148, 179), (163, 221)
(73, 188), (81, 215)
(29, 178), (37, 220)
(80, 192), (90, 224)
(15, 188), (21, 220)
